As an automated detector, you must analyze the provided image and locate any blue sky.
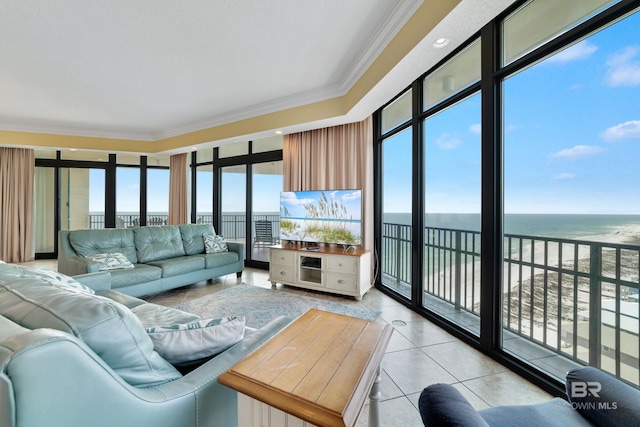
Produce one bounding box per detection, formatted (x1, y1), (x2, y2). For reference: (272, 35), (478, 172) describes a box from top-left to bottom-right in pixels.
(384, 9), (640, 215)
(280, 190), (362, 220)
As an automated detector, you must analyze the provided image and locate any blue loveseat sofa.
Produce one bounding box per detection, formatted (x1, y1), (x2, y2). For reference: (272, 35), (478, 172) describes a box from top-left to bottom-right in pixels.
(0, 261), (291, 427)
(58, 224), (243, 297)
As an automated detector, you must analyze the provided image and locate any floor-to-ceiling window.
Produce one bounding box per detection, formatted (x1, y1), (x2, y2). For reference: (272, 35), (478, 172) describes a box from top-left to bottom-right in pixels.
(251, 161), (283, 262)
(191, 137), (283, 266)
(374, 0), (638, 393)
(422, 40), (482, 335)
(147, 155), (170, 226)
(502, 0), (640, 385)
(379, 89), (413, 299)
(221, 164), (247, 244)
(60, 168), (106, 230)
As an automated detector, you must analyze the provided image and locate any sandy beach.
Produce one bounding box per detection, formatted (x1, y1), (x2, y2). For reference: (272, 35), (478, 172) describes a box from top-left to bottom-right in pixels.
(425, 222), (640, 309)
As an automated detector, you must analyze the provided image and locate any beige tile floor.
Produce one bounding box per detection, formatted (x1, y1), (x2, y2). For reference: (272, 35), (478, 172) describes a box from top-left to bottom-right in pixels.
(20, 261), (553, 426)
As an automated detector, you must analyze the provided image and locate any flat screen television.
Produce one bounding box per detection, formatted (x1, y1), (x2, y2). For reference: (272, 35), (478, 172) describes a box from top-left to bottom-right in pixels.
(279, 189), (362, 246)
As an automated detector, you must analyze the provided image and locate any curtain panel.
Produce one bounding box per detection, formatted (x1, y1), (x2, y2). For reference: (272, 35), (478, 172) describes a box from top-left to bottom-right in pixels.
(168, 153), (188, 225)
(283, 116), (374, 252)
(0, 147), (35, 262)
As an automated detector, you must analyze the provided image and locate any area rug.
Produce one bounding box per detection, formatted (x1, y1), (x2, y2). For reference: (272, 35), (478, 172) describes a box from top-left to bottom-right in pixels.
(175, 284), (381, 328)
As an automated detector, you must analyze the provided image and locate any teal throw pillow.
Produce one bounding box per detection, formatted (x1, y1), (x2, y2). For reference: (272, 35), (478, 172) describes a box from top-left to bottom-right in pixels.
(204, 234), (228, 254)
(85, 252), (135, 270)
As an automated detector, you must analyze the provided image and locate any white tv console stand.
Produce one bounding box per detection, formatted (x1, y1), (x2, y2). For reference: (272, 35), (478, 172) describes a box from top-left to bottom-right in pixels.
(269, 244), (372, 300)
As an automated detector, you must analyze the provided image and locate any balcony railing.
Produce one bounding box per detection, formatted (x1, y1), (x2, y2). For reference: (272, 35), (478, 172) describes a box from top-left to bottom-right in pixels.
(88, 214), (280, 240)
(381, 222), (640, 387)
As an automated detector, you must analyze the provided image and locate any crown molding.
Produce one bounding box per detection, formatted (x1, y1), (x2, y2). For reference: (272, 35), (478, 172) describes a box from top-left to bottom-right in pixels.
(0, 122), (156, 142)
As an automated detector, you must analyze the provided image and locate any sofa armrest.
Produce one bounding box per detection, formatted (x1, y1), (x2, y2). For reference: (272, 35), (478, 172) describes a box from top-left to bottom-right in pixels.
(226, 241), (244, 257)
(58, 230), (100, 275)
(74, 271), (112, 292)
(419, 383), (490, 427)
(566, 366), (640, 426)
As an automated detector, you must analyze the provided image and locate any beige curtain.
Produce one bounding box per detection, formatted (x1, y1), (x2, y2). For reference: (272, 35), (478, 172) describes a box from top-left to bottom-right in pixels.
(0, 147), (35, 262)
(283, 116), (374, 253)
(168, 153), (188, 225)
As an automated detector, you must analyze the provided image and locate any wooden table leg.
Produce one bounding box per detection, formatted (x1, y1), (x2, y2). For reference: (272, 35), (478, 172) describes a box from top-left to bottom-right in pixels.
(368, 368), (382, 427)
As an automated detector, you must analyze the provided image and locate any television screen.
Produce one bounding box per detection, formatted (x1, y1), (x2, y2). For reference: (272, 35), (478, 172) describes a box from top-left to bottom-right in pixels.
(279, 189), (362, 245)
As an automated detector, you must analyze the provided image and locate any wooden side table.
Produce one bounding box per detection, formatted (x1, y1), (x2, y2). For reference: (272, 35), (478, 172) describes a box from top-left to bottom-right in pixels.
(218, 309), (393, 427)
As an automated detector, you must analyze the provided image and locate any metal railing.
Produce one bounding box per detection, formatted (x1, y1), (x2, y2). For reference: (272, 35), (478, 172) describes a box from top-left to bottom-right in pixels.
(88, 213), (280, 240)
(381, 222), (640, 386)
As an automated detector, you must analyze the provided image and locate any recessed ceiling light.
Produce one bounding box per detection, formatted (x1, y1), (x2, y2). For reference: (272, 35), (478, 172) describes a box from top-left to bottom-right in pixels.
(433, 38), (449, 48)
(275, 130), (283, 134)
(69, 148), (77, 151)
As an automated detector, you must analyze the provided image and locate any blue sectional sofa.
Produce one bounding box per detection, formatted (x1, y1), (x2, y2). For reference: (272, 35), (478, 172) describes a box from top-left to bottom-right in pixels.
(58, 224), (243, 297)
(0, 261), (291, 427)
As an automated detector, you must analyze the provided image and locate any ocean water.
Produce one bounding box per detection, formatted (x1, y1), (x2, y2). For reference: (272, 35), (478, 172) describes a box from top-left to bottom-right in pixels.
(384, 213), (640, 240)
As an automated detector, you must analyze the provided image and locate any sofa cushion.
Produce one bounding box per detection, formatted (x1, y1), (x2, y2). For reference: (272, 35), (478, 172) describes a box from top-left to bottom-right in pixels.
(0, 278), (181, 387)
(133, 226), (186, 263)
(69, 228), (138, 264)
(566, 366), (640, 427)
(147, 256), (205, 278)
(179, 224), (216, 255)
(95, 289), (147, 309)
(201, 251), (239, 269)
(109, 264), (162, 289)
(0, 264), (95, 295)
(131, 303), (201, 327)
(419, 383), (490, 427)
(480, 399), (588, 427)
(145, 316), (245, 365)
(33, 268), (95, 295)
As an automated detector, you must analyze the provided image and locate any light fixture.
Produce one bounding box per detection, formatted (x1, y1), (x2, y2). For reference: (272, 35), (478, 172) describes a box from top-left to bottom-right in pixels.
(433, 37), (449, 48)
(275, 130), (283, 135)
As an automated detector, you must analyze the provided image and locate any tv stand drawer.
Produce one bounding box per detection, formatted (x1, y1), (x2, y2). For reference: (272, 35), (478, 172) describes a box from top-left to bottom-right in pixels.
(326, 256), (357, 274)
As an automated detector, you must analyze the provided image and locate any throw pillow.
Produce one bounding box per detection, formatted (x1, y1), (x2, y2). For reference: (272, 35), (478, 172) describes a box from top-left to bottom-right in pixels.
(85, 252), (135, 271)
(204, 234), (228, 254)
(35, 268), (95, 295)
(145, 316), (245, 364)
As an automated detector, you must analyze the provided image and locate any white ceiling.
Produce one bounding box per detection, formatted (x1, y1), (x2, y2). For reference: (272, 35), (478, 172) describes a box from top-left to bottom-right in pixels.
(0, 0), (515, 148)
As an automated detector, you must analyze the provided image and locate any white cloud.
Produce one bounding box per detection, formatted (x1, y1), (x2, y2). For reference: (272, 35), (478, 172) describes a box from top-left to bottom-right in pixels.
(605, 46), (640, 87)
(553, 173), (576, 180)
(434, 132), (461, 150)
(281, 192), (312, 206)
(547, 40), (598, 64)
(469, 123), (481, 134)
(600, 120), (640, 142)
(550, 145), (603, 159)
(341, 191), (361, 202)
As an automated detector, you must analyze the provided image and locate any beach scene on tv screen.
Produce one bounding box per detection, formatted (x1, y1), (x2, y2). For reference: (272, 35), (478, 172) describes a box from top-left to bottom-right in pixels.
(280, 190), (362, 245)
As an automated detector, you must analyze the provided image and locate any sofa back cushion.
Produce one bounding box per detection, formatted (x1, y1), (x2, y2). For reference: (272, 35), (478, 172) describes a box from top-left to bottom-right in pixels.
(69, 228), (138, 264)
(179, 224), (216, 255)
(133, 225), (186, 263)
(0, 274), (181, 387)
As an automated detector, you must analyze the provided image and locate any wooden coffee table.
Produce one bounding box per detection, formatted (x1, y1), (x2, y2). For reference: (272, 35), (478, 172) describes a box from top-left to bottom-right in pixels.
(218, 309), (393, 427)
